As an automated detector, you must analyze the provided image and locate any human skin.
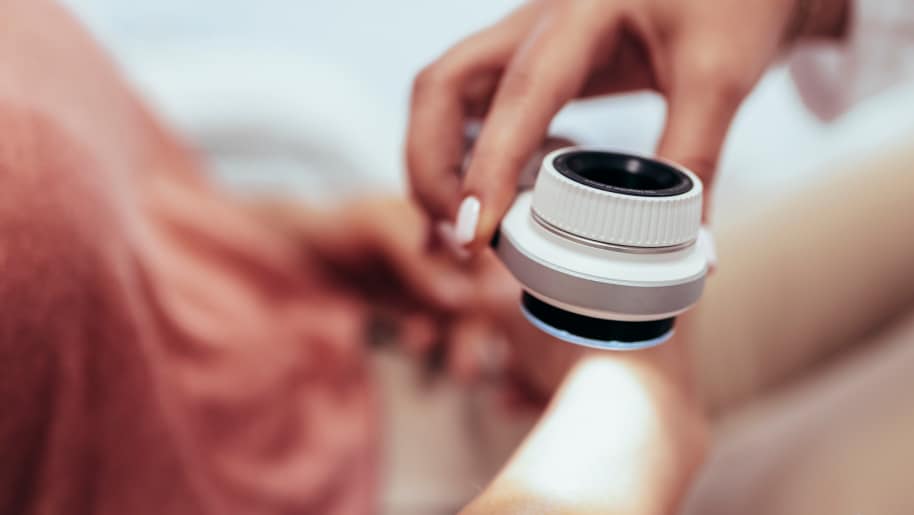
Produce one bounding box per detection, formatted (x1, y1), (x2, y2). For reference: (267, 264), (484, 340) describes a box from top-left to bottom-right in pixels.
(263, 141), (914, 513)
(460, 344), (707, 515)
(3, 0), (901, 512)
(457, 136), (914, 513)
(271, 196), (707, 514)
(406, 0), (848, 249)
(688, 140), (914, 415)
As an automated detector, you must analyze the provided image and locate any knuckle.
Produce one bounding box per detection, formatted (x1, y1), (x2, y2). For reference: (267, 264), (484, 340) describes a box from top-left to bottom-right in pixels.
(411, 65), (438, 96)
(714, 74), (752, 106)
(500, 66), (576, 111)
(412, 60), (458, 98)
(498, 67), (538, 100)
(685, 51), (752, 105)
(470, 142), (528, 184)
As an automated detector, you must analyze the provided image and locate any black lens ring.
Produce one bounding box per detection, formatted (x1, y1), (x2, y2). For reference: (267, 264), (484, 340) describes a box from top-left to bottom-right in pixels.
(554, 151), (692, 197)
(522, 292), (675, 344)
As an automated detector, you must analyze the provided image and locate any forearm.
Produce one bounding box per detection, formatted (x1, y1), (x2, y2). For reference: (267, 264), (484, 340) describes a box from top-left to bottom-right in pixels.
(462, 344), (707, 514)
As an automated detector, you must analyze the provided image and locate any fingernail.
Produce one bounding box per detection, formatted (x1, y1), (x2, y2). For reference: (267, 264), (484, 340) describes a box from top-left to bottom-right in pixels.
(455, 195), (480, 246)
(698, 226), (718, 273)
(436, 221), (471, 261)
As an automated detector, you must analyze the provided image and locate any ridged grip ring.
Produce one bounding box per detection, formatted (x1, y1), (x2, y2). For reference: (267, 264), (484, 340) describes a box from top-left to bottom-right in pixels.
(531, 148), (703, 248)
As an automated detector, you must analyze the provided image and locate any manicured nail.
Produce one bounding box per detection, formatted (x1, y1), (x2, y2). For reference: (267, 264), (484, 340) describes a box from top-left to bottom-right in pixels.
(436, 221), (471, 261)
(699, 226), (718, 273)
(455, 196), (480, 246)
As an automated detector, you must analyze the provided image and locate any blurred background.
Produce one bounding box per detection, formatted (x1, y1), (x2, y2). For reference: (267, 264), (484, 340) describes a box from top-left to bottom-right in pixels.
(59, 0), (914, 214)
(55, 1), (914, 513)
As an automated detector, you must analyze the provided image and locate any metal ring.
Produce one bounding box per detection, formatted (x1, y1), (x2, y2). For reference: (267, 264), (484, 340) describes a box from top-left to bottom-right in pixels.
(531, 210), (696, 255)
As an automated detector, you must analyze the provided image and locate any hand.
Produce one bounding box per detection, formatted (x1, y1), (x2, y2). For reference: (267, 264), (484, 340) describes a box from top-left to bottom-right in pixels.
(249, 196), (481, 352)
(407, 0), (848, 250)
(252, 195), (589, 390)
(299, 197), (572, 389)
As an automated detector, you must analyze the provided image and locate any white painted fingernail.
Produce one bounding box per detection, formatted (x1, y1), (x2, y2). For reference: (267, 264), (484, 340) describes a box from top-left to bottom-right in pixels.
(436, 221), (471, 261)
(454, 196), (480, 246)
(698, 226), (718, 273)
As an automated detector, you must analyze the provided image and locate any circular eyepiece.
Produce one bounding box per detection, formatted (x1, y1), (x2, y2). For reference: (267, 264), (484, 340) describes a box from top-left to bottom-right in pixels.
(553, 151), (692, 197)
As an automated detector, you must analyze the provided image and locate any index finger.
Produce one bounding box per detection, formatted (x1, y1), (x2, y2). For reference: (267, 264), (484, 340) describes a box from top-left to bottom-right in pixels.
(459, 10), (615, 249)
(406, 5), (539, 221)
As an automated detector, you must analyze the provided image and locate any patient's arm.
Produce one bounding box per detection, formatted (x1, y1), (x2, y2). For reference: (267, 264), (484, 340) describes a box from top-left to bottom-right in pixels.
(461, 342), (708, 515)
(691, 142), (914, 415)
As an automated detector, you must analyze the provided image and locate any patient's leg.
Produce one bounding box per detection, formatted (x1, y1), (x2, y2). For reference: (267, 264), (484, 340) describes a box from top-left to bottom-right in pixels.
(692, 140), (914, 414)
(684, 308), (914, 515)
(671, 139), (914, 514)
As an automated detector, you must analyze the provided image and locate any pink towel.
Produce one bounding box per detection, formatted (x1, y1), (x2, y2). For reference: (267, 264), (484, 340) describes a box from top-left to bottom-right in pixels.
(0, 1), (377, 513)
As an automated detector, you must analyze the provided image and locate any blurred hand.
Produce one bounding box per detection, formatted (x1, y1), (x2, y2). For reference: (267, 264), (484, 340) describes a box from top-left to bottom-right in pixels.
(252, 195), (590, 392)
(298, 197), (578, 391)
(250, 196), (479, 352)
(258, 196), (702, 413)
(407, 0), (847, 249)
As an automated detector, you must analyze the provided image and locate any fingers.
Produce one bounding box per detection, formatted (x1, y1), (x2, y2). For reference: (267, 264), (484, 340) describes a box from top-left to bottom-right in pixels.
(458, 9), (614, 249)
(656, 60), (749, 215)
(309, 198), (476, 310)
(406, 5), (537, 221)
(364, 200), (476, 310)
(377, 233), (475, 310)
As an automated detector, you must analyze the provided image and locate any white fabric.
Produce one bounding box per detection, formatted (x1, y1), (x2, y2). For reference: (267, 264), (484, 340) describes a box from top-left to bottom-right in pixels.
(791, 0), (914, 120)
(56, 0), (522, 202)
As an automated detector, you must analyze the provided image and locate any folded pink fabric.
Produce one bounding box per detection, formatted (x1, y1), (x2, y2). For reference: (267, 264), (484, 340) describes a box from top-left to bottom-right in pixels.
(0, 1), (377, 513)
